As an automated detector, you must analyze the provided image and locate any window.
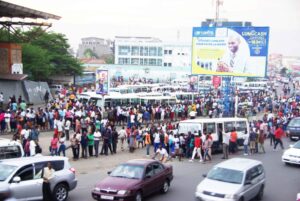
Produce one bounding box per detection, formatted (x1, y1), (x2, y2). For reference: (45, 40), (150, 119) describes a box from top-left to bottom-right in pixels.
(149, 59), (156, 66)
(15, 165), (33, 181)
(168, 63), (172, 67)
(157, 59), (162, 66)
(118, 46), (130, 55)
(145, 165), (153, 177)
(131, 46), (139, 56)
(149, 47), (157, 56)
(144, 58), (148, 65)
(236, 121), (247, 133)
(143, 47), (149, 56)
(131, 58), (139, 65)
(51, 160), (64, 171)
(168, 50), (172, 55)
(158, 47), (162, 56)
(203, 123), (216, 134)
(34, 162), (47, 179)
(164, 63), (168, 67)
(224, 122), (235, 133)
(140, 47), (144, 56)
(164, 50), (168, 54)
(0, 145), (22, 160)
(153, 163), (164, 174)
(140, 59), (144, 65)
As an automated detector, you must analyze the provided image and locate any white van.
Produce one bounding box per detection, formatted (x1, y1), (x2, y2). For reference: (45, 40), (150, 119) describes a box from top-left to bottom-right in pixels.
(0, 138), (24, 160)
(177, 118), (249, 152)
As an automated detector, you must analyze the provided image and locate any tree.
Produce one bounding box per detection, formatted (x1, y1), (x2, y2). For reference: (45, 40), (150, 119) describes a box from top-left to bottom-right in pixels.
(0, 27), (82, 81)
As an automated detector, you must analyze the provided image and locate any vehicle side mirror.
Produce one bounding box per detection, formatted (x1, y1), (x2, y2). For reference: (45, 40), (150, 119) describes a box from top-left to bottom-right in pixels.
(107, 171), (111, 175)
(12, 176), (21, 183)
(202, 174), (207, 178)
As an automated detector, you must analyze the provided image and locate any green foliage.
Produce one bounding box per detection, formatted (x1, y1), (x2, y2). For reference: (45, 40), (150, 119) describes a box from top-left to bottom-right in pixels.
(0, 27), (82, 81)
(84, 48), (98, 59)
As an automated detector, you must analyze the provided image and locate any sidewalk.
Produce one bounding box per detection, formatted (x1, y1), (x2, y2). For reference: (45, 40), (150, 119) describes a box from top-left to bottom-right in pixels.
(1, 131), (150, 174)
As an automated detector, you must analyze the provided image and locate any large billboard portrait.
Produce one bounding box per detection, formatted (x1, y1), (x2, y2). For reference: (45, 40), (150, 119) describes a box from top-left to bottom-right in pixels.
(191, 27), (269, 77)
(95, 69), (109, 95)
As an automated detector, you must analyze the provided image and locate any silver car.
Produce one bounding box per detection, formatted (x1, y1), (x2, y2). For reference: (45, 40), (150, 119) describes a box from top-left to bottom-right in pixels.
(0, 156), (77, 201)
(195, 158), (265, 201)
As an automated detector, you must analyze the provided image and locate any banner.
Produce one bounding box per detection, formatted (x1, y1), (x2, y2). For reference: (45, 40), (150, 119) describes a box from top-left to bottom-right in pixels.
(212, 76), (221, 89)
(188, 75), (198, 92)
(191, 26), (269, 77)
(95, 69), (109, 95)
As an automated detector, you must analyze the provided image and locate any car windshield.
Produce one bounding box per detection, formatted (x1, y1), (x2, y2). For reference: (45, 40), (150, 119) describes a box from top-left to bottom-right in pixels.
(288, 119), (300, 127)
(293, 141), (300, 149)
(207, 167), (243, 184)
(110, 164), (144, 179)
(0, 164), (17, 181)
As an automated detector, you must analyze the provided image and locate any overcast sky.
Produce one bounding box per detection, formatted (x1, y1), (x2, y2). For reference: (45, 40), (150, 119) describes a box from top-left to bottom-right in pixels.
(4, 0), (300, 56)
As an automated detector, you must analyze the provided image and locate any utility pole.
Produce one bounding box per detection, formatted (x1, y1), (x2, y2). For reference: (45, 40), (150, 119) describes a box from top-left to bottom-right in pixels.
(215, 0), (223, 23)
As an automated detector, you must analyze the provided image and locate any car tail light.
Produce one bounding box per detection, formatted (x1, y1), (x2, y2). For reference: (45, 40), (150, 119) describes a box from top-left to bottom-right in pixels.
(69, 167), (76, 174)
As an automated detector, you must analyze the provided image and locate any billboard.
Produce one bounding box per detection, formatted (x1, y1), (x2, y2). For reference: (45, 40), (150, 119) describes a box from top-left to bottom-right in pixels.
(192, 26), (269, 77)
(95, 69), (109, 95)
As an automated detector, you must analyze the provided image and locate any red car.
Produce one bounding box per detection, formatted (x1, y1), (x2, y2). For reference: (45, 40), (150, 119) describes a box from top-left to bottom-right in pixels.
(91, 159), (173, 201)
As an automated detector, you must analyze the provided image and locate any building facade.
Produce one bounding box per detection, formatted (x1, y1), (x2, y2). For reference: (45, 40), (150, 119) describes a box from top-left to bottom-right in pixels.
(114, 36), (163, 66)
(163, 43), (191, 67)
(77, 37), (113, 59)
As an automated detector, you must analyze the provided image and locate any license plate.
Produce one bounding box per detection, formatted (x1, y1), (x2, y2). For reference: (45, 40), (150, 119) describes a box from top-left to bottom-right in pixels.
(101, 195), (114, 200)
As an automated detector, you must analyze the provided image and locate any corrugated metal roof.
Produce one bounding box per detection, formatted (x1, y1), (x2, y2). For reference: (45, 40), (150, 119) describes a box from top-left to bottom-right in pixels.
(0, 1), (61, 20)
(0, 73), (28, 80)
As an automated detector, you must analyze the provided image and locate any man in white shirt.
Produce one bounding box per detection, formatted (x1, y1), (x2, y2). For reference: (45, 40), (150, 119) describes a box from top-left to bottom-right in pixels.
(153, 132), (160, 152)
(42, 162), (55, 201)
(64, 119), (71, 140)
(222, 129), (230, 159)
(4, 110), (11, 133)
(152, 145), (169, 163)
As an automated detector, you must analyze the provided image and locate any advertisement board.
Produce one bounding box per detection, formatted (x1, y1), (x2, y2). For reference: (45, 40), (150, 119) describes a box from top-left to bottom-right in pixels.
(188, 75), (198, 92)
(95, 69), (109, 95)
(191, 26), (269, 77)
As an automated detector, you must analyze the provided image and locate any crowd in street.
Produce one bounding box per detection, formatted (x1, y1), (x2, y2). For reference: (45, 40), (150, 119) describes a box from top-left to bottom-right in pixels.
(0, 80), (298, 163)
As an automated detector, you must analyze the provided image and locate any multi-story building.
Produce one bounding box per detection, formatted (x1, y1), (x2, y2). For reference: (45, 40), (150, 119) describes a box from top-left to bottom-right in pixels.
(163, 43), (191, 67)
(114, 36), (163, 66)
(77, 37), (113, 59)
(114, 36), (191, 67)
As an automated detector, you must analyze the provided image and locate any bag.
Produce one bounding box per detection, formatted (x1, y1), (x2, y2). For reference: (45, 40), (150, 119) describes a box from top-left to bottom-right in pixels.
(35, 144), (42, 154)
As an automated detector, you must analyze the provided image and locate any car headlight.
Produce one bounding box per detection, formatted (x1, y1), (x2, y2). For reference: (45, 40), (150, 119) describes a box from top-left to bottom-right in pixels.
(93, 187), (100, 192)
(117, 190), (130, 195)
(225, 194), (239, 199)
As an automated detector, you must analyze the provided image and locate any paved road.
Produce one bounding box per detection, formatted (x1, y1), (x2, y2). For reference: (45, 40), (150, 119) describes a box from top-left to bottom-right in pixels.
(66, 138), (300, 201)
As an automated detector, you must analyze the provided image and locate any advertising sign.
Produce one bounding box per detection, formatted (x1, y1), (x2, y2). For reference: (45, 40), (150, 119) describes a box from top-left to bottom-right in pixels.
(212, 76), (221, 89)
(188, 75), (198, 92)
(192, 26), (269, 77)
(95, 69), (109, 95)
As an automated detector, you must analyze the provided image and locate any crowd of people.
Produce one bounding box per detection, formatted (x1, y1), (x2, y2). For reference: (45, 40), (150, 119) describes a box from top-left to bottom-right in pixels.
(0, 79), (298, 163)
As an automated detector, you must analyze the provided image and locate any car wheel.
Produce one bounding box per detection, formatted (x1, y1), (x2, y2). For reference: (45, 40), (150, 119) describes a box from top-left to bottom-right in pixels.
(135, 191), (143, 201)
(53, 183), (68, 201)
(161, 180), (170, 193)
(256, 186), (264, 200)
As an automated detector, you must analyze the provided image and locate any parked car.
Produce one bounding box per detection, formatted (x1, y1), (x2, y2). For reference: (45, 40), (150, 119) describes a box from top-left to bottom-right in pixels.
(195, 158), (265, 201)
(286, 117), (300, 140)
(0, 156), (77, 201)
(91, 159), (173, 201)
(282, 140), (300, 165)
(0, 138), (24, 160)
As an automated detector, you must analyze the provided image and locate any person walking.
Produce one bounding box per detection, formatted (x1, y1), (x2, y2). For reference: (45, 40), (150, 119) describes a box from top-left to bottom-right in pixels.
(229, 128), (237, 154)
(50, 134), (59, 156)
(80, 132), (88, 158)
(144, 130), (151, 156)
(274, 125), (285, 150)
(112, 127), (118, 154)
(71, 133), (80, 160)
(249, 128), (258, 155)
(42, 162), (55, 201)
(58, 133), (66, 156)
(243, 131), (249, 155)
(203, 134), (212, 162)
(189, 132), (203, 162)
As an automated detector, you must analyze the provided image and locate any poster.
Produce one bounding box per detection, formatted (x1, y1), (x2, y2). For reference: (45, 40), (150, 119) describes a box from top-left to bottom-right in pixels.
(191, 26), (269, 77)
(95, 69), (109, 95)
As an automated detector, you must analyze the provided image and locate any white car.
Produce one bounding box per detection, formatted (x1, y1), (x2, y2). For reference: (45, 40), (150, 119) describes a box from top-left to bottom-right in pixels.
(282, 140), (300, 165)
(195, 158), (265, 201)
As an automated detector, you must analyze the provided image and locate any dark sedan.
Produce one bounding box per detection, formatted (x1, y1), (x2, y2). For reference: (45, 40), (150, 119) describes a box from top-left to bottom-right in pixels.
(91, 159), (173, 201)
